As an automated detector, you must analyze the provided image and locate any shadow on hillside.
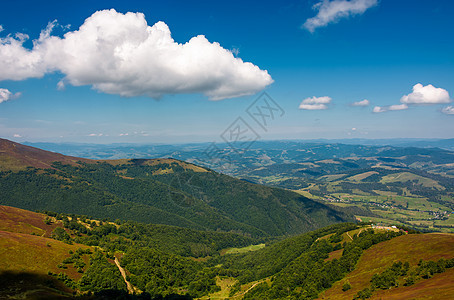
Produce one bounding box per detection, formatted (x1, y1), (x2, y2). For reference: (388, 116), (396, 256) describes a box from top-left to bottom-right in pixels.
(86, 290), (193, 300)
(0, 271), (193, 300)
(0, 270), (73, 299)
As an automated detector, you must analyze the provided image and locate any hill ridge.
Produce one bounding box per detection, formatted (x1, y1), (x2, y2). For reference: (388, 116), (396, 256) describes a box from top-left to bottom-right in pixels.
(0, 138), (352, 237)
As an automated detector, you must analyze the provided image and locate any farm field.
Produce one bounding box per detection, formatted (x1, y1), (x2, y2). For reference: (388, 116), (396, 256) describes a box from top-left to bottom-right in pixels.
(305, 190), (454, 233)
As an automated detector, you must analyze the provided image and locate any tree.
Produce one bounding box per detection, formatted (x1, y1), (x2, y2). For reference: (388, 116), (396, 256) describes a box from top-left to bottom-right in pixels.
(342, 281), (351, 291)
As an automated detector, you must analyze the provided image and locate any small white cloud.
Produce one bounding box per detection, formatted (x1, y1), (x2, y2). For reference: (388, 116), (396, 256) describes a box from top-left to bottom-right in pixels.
(442, 106), (454, 115)
(400, 83), (450, 104)
(373, 106), (386, 113)
(119, 133), (129, 136)
(373, 104), (408, 113)
(388, 104), (408, 111)
(88, 133), (103, 137)
(13, 134), (22, 138)
(351, 127), (357, 131)
(351, 99), (369, 106)
(0, 25), (3, 32)
(299, 96), (331, 110)
(299, 103), (329, 110)
(0, 88), (12, 103)
(303, 0), (378, 33)
(57, 80), (65, 90)
(0, 88), (21, 103)
(0, 9), (273, 100)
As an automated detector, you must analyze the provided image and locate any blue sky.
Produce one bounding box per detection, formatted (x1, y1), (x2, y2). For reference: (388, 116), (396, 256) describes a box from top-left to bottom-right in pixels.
(0, 0), (453, 144)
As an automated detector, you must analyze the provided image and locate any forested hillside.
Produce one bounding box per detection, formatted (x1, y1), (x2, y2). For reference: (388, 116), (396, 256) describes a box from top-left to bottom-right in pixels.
(0, 138), (352, 237)
(17, 138), (454, 233)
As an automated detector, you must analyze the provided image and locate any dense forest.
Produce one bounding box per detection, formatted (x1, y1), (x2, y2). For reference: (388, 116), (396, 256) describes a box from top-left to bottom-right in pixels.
(0, 160), (352, 237)
(41, 213), (413, 299)
(46, 211), (259, 257)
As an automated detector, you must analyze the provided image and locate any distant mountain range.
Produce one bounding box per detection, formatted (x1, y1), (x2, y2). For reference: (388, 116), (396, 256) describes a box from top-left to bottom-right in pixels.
(24, 138), (454, 160)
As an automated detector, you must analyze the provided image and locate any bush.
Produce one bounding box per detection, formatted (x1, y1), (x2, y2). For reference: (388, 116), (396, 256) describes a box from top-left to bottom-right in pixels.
(355, 287), (372, 299)
(342, 281), (351, 291)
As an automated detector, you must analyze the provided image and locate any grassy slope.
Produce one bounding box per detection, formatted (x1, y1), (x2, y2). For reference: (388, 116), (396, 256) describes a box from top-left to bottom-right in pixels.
(320, 233), (454, 299)
(371, 268), (454, 299)
(0, 205), (58, 237)
(0, 205), (94, 297)
(222, 243), (266, 255)
(0, 138), (91, 171)
(0, 230), (92, 281)
(380, 172), (444, 189)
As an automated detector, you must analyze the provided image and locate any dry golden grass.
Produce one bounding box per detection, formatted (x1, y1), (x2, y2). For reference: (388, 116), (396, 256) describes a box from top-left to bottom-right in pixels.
(0, 205), (60, 237)
(0, 230), (92, 281)
(372, 268), (454, 299)
(325, 249), (343, 262)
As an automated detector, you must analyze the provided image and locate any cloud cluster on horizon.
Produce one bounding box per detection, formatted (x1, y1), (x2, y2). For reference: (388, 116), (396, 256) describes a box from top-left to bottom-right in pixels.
(0, 88), (21, 103)
(0, 9), (273, 100)
(303, 0), (377, 33)
(299, 96), (331, 110)
(373, 83), (451, 114)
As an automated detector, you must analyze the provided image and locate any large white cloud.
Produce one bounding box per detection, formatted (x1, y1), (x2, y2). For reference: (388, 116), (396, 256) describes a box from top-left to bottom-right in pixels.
(0, 31), (48, 80)
(400, 83), (450, 104)
(0, 88), (20, 103)
(0, 9), (273, 100)
(299, 96), (331, 110)
(303, 0), (377, 33)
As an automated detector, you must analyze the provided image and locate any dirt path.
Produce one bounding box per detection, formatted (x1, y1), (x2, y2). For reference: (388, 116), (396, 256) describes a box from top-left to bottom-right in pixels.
(346, 231), (353, 241)
(242, 282), (261, 295)
(114, 257), (136, 294)
(231, 281), (263, 299)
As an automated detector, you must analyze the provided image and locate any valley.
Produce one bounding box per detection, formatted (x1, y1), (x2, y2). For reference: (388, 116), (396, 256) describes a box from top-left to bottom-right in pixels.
(1, 205), (452, 299)
(26, 140), (454, 233)
(1, 139), (454, 299)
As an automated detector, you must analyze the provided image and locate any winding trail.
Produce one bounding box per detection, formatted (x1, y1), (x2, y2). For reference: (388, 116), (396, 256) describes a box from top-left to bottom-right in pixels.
(346, 231), (353, 241)
(231, 281), (262, 299)
(114, 257), (136, 294)
(242, 282), (261, 295)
